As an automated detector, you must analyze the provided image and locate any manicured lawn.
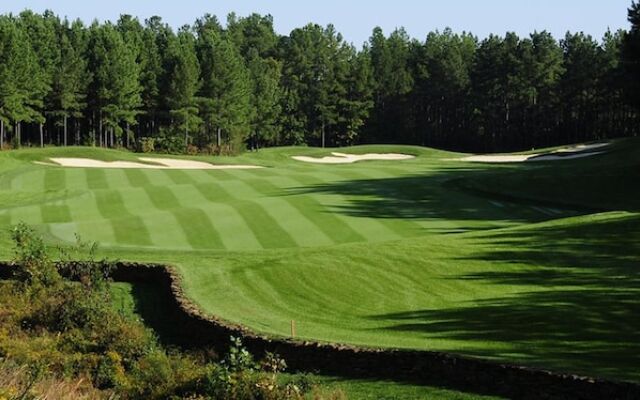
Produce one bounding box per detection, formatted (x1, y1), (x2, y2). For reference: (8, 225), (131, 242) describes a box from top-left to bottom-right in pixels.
(1, 139), (638, 382)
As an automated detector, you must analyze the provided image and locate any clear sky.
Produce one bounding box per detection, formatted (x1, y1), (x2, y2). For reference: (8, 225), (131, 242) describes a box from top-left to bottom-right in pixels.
(1, 1), (633, 45)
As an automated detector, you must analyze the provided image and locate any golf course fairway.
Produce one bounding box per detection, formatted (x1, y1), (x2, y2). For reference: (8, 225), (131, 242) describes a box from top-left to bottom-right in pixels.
(0, 140), (638, 382)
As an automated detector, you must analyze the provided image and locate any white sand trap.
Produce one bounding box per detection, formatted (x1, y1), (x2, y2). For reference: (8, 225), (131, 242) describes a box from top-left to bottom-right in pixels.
(457, 142), (610, 163)
(34, 161), (61, 167)
(553, 143), (610, 153)
(46, 157), (264, 170)
(292, 152), (415, 164)
(138, 157), (264, 170)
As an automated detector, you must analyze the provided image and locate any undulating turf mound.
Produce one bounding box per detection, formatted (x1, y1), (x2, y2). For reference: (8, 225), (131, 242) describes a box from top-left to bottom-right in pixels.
(0, 139), (638, 382)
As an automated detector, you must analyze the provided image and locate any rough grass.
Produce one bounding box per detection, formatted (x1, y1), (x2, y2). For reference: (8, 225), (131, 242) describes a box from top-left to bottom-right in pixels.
(1, 139), (639, 383)
(0, 360), (106, 400)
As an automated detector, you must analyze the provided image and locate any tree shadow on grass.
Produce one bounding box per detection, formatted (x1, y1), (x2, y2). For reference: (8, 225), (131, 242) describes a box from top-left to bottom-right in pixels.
(288, 166), (592, 230)
(458, 212), (640, 285)
(371, 288), (640, 382)
(371, 213), (640, 382)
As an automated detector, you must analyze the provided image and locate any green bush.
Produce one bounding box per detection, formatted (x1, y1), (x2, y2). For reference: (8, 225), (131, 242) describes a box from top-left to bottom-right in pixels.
(137, 137), (155, 153)
(124, 349), (205, 399)
(155, 136), (184, 154)
(11, 223), (60, 288)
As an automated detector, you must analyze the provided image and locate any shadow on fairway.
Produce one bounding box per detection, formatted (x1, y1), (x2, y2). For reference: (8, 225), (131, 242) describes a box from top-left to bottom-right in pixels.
(289, 165), (590, 227)
(371, 213), (640, 382)
(290, 138), (640, 223)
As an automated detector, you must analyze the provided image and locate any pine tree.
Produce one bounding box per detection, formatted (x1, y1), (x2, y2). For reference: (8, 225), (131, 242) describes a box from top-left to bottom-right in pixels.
(560, 32), (601, 143)
(314, 25), (345, 148)
(519, 31), (564, 147)
(279, 24), (348, 147)
(91, 23), (142, 147)
(471, 35), (507, 150)
(368, 28), (414, 144)
(246, 50), (283, 148)
(336, 46), (374, 146)
(139, 21), (164, 137)
(227, 13), (278, 59)
(49, 20), (89, 146)
(166, 27), (201, 148)
(0, 17), (17, 149)
(17, 10), (59, 147)
(416, 29), (476, 148)
(197, 21), (251, 150)
(623, 1), (640, 109)
(278, 28), (311, 145)
(600, 30), (628, 136)
(0, 16), (48, 148)
(226, 12), (282, 148)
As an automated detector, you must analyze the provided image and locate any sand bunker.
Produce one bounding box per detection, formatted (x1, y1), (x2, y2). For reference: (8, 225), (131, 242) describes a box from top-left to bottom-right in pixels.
(292, 152), (415, 164)
(457, 142), (610, 163)
(45, 157), (264, 170)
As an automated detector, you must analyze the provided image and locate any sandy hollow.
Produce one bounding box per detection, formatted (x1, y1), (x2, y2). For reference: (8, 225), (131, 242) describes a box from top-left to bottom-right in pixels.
(456, 142), (610, 163)
(45, 157), (264, 170)
(292, 152), (415, 164)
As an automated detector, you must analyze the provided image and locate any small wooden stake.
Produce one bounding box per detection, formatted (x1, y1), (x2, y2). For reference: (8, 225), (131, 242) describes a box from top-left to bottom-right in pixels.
(290, 320), (296, 338)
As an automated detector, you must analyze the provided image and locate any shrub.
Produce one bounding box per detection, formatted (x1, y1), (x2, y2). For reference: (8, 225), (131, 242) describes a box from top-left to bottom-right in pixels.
(186, 144), (200, 155)
(155, 136), (185, 154)
(138, 137), (155, 153)
(11, 223), (60, 288)
(201, 337), (310, 400)
(94, 351), (127, 388)
(125, 349), (205, 399)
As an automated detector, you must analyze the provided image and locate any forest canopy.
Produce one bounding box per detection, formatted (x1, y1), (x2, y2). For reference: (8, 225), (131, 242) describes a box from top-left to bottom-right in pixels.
(0, 3), (639, 154)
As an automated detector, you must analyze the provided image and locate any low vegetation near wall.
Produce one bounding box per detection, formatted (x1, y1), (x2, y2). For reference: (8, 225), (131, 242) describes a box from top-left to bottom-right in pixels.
(3, 260), (636, 400)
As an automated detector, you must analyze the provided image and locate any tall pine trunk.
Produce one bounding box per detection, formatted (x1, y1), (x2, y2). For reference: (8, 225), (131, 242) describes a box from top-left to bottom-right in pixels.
(185, 124), (189, 149)
(39, 123), (44, 148)
(63, 116), (68, 146)
(0, 120), (3, 150)
(126, 122), (130, 149)
(216, 127), (221, 147)
(321, 121), (326, 148)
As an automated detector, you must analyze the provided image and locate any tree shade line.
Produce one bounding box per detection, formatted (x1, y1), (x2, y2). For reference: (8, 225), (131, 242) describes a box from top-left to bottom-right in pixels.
(0, 3), (639, 153)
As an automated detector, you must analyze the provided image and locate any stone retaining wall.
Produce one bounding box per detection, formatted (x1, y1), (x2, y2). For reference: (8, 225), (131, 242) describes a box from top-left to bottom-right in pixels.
(2, 261), (639, 400)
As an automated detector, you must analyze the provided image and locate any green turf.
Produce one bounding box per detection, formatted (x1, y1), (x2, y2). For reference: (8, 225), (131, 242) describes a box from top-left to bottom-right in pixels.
(1, 140), (638, 383)
(298, 375), (504, 400)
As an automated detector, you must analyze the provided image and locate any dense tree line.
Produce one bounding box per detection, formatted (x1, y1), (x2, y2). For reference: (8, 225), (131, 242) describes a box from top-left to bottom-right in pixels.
(0, 4), (639, 153)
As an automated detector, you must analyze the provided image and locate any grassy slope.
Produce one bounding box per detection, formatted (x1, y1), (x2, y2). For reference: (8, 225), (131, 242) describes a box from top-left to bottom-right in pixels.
(1, 140), (639, 383)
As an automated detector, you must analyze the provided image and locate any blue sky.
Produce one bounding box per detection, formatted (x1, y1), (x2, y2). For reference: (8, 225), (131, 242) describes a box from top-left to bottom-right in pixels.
(1, 1), (632, 45)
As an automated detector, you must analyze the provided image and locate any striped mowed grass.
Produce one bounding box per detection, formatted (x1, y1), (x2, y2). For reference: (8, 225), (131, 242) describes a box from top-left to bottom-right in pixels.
(0, 142), (639, 383)
(1, 146), (557, 251)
